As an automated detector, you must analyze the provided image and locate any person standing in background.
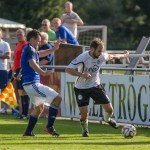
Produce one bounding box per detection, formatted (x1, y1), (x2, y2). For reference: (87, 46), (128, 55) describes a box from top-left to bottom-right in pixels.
(0, 28), (11, 114)
(12, 29), (30, 119)
(61, 1), (84, 38)
(41, 19), (56, 42)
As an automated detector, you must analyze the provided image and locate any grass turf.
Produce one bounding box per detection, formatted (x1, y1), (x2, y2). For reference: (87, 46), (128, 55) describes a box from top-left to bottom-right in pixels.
(0, 114), (150, 150)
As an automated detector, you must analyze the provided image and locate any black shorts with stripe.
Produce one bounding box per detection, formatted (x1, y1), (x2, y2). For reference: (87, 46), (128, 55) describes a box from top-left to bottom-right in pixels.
(74, 84), (110, 107)
(15, 68), (24, 90)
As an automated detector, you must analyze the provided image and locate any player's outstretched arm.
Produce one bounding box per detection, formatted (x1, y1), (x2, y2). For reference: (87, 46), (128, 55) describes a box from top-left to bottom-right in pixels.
(39, 40), (61, 58)
(108, 50), (129, 60)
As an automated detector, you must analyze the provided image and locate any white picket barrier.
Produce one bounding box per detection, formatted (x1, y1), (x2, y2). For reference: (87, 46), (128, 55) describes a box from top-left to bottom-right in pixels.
(42, 53), (150, 126)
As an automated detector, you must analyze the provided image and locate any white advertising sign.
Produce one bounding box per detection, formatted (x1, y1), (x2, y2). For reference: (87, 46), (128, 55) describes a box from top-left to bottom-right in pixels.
(61, 73), (150, 125)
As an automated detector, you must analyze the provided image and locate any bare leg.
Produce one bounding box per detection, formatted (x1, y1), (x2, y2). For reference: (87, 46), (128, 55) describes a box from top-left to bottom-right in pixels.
(102, 103), (118, 129)
(79, 106), (89, 137)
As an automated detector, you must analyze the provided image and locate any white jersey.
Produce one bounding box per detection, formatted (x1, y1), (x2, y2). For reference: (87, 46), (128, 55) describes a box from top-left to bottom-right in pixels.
(0, 39), (11, 70)
(67, 51), (108, 89)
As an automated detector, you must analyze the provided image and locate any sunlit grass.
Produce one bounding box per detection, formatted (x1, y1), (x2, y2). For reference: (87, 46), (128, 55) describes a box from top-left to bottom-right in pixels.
(0, 114), (150, 150)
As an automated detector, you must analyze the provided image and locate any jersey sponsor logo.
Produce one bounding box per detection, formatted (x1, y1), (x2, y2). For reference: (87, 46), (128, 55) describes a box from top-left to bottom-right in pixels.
(86, 64), (99, 73)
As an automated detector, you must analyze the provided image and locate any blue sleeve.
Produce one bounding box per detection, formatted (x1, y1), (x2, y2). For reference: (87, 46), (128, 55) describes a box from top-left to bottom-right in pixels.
(26, 47), (35, 62)
(59, 26), (67, 39)
(55, 31), (60, 39)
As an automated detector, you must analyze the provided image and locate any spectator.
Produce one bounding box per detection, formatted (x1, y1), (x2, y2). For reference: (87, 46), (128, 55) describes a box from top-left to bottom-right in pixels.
(0, 28), (11, 114)
(53, 18), (79, 45)
(39, 32), (54, 86)
(21, 29), (62, 136)
(39, 32), (54, 67)
(61, 1), (84, 38)
(12, 29), (30, 119)
(25, 28), (33, 35)
(41, 19), (56, 42)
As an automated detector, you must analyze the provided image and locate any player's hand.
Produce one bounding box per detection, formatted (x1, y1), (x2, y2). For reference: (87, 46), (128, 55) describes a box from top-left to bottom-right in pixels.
(12, 72), (16, 79)
(16, 73), (22, 81)
(81, 73), (91, 79)
(66, 19), (75, 24)
(63, 15), (71, 19)
(44, 70), (53, 76)
(53, 40), (61, 51)
(124, 50), (129, 58)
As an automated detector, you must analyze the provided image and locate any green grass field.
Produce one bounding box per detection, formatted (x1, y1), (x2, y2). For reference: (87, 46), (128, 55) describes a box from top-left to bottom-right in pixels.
(0, 114), (150, 150)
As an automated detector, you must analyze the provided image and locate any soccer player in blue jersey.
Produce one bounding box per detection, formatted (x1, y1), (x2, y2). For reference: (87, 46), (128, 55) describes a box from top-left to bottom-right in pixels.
(66, 38), (129, 137)
(21, 29), (62, 136)
(53, 18), (79, 45)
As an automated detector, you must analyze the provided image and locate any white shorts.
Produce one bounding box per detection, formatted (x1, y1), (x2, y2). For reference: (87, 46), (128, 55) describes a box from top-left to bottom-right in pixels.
(23, 82), (58, 106)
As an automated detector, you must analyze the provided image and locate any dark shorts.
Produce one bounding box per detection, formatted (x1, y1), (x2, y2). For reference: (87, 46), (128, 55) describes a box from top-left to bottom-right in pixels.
(74, 84), (110, 107)
(0, 70), (8, 89)
(15, 68), (24, 90)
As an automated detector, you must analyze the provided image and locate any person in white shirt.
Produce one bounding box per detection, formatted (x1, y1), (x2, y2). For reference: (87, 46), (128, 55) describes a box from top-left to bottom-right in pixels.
(66, 38), (129, 137)
(0, 28), (11, 114)
(61, 1), (84, 38)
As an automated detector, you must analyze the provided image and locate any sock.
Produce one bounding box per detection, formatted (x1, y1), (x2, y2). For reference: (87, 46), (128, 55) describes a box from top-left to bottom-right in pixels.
(24, 115), (38, 134)
(22, 95), (30, 116)
(21, 96), (24, 115)
(46, 105), (58, 128)
(103, 112), (113, 122)
(80, 119), (89, 133)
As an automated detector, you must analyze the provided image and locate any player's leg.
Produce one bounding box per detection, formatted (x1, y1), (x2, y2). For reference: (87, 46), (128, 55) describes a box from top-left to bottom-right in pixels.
(102, 102), (113, 121)
(90, 85), (118, 129)
(20, 89), (30, 119)
(0, 70), (8, 114)
(44, 94), (62, 136)
(23, 83), (46, 136)
(79, 106), (89, 137)
(23, 104), (44, 136)
(16, 69), (30, 118)
(102, 103), (118, 129)
(74, 87), (90, 137)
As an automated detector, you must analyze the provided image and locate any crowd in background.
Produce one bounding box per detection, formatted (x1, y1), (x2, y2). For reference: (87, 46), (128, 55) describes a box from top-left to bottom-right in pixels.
(0, 1), (84, 117)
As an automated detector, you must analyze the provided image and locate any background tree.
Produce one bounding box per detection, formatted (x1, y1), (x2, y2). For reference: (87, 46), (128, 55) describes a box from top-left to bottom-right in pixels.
(0, 0), (66, 29)
(0, 0), (150, 49)
(72, 0), (150, 49)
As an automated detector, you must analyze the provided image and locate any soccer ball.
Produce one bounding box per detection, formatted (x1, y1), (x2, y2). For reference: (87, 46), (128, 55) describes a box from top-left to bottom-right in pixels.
(121, 125), (136, 139)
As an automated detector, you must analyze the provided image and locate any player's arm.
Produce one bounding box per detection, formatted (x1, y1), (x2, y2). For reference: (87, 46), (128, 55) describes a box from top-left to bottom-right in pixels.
(60, 38), (67, 44)
(39, 40), (61, 58)
(67, 18), (84, 25)
(0, 52), (11, 59)
(29, 59), (50, 77)
(39, 59), (49, 66)
(108, 50), (129, 60)
(61, 14), (68, 24)
(66, 14), (84, 25)
(66, 68), (91, 79)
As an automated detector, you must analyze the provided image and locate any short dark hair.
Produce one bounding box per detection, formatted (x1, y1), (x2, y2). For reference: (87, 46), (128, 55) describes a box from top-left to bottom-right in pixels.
(27, 29), (41, 41)
(90, 38), (104, 50)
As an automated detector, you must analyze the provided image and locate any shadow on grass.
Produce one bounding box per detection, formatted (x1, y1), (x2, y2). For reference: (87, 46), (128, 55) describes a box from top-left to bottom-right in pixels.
(0, 114), (150, 138)
(0, 140), (150, 146)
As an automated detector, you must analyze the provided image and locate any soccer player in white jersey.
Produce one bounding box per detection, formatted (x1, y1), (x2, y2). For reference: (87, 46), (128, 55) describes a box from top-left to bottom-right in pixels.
(66, 38), (129, 137)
